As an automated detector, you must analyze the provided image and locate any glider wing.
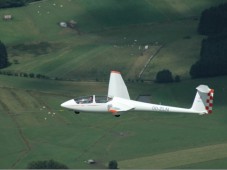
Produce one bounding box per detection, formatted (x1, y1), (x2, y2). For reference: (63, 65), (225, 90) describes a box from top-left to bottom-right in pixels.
(108, 97), (134, 113)
(108, 71), (130, 99)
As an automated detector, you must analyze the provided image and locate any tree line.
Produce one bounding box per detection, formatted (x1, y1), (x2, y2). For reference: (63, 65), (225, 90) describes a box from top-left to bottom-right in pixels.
(0, 0), (41, 8)
(157, 3), (227, 82)
(0, 70), (50, 79)
(190, 2), (227, 78)
(26, 159), (118, 169)
(0, 41), (9, 69)
(198, 3), (227, 36)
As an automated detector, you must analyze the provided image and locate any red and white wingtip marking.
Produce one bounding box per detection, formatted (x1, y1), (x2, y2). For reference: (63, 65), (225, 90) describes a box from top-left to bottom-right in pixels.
(111, 70), (121, 74)
(206, 89), (214, 114)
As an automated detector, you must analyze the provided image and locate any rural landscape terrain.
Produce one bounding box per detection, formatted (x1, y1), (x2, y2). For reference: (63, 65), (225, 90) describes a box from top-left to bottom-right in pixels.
(1, 0), (227, 169)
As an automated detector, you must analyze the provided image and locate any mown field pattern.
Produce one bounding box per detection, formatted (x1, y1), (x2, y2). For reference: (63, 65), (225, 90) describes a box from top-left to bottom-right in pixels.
(0, 75), (227, 168)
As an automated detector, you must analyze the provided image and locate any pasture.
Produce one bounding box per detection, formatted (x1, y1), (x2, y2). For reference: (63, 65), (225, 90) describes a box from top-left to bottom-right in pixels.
(1, 0), (227, 80)
(1, 0), (227, 168)
(0, 75), (227, 168)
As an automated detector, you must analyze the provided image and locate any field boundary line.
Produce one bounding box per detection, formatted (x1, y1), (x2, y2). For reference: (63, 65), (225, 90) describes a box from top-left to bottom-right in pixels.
(139, 44), (165, 79)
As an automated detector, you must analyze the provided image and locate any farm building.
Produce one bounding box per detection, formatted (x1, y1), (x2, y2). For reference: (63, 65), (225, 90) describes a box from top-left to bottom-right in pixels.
(59, 22), (67, 28)
(3, 14), (12, 20)
(67, 20), (77, 28)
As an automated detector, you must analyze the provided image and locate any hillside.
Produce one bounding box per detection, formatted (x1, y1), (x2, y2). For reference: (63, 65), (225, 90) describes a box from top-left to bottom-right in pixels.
(0, 0), (227, 80)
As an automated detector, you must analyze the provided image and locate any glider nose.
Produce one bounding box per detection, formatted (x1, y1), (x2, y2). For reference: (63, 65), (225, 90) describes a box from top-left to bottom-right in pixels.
(61, 99), (76, 109)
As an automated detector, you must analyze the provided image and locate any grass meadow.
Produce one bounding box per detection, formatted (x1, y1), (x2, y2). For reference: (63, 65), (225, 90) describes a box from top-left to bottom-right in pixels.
(1, 0), (227, 168)
(0, 75), (227, 168)
(0, 0), (226, 80)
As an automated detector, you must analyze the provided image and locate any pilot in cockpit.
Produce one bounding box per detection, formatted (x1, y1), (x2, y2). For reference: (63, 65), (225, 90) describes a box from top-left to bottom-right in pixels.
(88, 96), (93, 103)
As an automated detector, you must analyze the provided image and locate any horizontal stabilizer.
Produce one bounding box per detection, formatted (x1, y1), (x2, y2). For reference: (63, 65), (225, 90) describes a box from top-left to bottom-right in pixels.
(196, 85), (210, 93)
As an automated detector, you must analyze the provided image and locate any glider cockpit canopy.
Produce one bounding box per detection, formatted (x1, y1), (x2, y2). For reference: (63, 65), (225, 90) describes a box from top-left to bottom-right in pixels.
(74, 95), (112, 104)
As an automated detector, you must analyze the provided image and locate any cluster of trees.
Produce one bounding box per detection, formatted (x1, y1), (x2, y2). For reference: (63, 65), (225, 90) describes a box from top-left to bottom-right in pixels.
(198, 3), (227, 36)
(0, 41), (58, 81)
(190, 3), (227, 78)
(127, 78), (144, 83)
(0, 0), (41, 8)
(27, 160), (68, 169)
(0, 41), (9, 69)
(155, 69), (180, 83)
(108, 160), (118, 169)
(190, 34), (227, 78)
(26, 159), (118, 169)
(0, 70), (50, 79)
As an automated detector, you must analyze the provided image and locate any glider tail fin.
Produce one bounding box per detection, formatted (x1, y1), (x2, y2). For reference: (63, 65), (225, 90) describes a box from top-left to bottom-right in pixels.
(108, 71), (130, 100)
(191, 85), (214, 115)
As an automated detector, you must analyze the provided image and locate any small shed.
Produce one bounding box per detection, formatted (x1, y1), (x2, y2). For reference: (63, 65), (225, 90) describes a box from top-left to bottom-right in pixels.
(87, 159), (96, 164)
(3, 15), (12, 20)
(67, 20), (77, 28)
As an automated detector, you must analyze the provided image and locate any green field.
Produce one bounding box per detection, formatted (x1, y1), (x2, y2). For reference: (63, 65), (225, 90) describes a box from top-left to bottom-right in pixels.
(1, 0), (227, 80)
(1, 0), (227, 169)
(119, 143), (227, 169)
(0, 75), (227, 169)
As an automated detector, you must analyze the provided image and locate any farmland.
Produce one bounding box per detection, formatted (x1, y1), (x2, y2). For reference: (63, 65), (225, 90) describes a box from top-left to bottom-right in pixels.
(1, 0), (227, 169)
(0, 75), (227, 168)
(0, 0), (226, 80)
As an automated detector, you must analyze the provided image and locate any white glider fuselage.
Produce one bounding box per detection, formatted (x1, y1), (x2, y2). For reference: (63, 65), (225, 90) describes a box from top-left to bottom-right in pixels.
(61, 71), (214, 117)
(110, 97), (201, 114)
(61, 96), (207, 115)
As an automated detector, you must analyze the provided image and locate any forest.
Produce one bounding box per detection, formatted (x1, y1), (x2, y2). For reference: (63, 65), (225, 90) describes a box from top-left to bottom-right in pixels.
(0, 0), (41, 8)
(190, 3), (227, 78)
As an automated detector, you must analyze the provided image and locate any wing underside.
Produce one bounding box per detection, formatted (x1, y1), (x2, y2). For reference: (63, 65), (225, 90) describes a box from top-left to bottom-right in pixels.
(108, 97), (134, 113)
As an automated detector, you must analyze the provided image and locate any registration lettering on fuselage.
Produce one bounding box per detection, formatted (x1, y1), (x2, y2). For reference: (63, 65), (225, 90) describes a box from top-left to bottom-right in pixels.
(152, 106), (170, 112)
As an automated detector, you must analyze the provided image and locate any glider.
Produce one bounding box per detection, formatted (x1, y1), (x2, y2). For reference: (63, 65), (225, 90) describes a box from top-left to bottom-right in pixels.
(61, 71), (214, 117)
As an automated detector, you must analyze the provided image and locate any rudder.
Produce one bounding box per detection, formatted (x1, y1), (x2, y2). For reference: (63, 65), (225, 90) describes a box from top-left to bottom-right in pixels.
(191, 85), (214, 114)
(206, 88), (214, 114)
